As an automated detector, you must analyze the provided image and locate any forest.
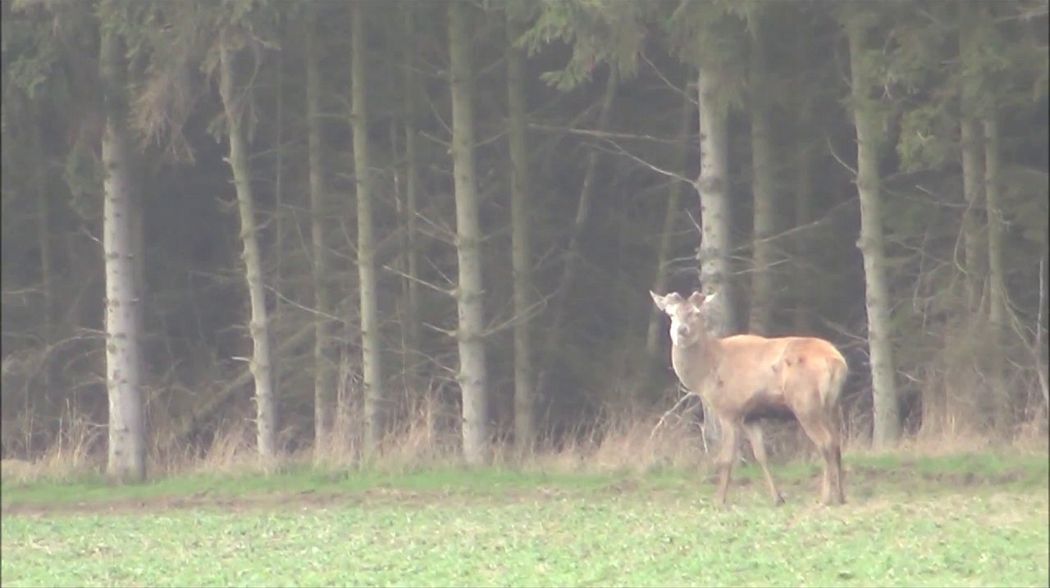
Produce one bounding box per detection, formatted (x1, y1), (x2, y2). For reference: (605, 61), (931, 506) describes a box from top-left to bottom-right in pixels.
(1, 0), (1047, 482)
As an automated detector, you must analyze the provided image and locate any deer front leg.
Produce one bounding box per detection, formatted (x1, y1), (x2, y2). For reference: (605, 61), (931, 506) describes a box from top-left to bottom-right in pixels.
(743, 422), (784, 506)
(714, 422), (740, 506)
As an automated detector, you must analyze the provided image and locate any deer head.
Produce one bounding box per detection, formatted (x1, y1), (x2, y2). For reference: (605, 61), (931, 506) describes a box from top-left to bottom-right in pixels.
(650, 290), (717, 347)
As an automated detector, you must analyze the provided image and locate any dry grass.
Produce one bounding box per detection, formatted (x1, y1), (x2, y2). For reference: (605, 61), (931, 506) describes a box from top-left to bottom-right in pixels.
(2, 401), (1047, 486)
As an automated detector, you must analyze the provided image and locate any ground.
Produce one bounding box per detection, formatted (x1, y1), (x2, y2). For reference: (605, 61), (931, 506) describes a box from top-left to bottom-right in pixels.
(1, 452), (1047, 587)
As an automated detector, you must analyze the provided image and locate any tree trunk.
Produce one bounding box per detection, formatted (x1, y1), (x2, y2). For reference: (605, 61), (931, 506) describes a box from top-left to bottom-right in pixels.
(506, 8), (536, 451)
(984, 115), (1010, 430)
(100, 22), (146, 482)
(696, 67), (735, 333)
(847, 18), (900, 448)
(959, 2), (986, 311)
(307, 6), (337, 453)
(694, 64), (736, 448)
(218, 32), (277, 460)
(400, 3), (422, 387)
(352, 1), (384, 453)
(748, 21), (776, 336)
(448, 1), (489, 465)
(272, 8), (287, 432)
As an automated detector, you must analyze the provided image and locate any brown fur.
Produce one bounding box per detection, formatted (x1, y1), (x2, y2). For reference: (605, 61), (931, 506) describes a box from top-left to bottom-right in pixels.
(651, 290), (848, 506)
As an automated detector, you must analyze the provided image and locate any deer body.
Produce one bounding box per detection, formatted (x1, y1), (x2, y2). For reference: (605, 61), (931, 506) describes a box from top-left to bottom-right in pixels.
(652, 290), (848, 506)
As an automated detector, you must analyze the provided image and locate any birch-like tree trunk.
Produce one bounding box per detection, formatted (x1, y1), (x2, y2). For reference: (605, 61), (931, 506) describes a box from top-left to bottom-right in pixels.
(307, 6), (336, 453)
(506, 7), (536, 451)
(694, 64), (735, 448)
(748, 20), (776, 336)
(449, 1), (489, 464)
(100, 21), (146, 482)
(696, 67), (735, 333)
(218, 31), (277, 460)
(351, 1), (384, 453)
(847, 16), (900, 448)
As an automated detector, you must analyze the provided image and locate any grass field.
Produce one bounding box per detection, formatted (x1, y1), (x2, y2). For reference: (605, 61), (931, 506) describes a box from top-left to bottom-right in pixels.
(2, 452), (1048, 587)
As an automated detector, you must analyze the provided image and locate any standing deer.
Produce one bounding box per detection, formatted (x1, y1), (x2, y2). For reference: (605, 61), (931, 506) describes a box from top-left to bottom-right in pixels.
(650, 290), (848, 506)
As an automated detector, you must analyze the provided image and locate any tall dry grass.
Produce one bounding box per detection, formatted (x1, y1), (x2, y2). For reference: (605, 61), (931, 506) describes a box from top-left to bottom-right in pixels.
(2, 397), (1046, 486)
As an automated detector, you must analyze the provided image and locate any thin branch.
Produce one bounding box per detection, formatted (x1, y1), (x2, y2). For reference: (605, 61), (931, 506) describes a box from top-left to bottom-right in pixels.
(650, 390), (703, 441)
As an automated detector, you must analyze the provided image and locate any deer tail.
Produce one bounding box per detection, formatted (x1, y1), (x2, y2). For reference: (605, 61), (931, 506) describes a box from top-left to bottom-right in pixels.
(823, 354), (848, 414)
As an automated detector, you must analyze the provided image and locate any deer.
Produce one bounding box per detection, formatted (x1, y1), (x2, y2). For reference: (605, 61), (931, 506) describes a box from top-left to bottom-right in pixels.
(650, 290), (848, 506)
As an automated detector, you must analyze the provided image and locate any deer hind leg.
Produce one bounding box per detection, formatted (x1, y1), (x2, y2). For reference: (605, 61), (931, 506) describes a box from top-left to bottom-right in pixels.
(743, 423), (784, 506)
(714, 422), (740, 506)
(796, 414), (842, 506)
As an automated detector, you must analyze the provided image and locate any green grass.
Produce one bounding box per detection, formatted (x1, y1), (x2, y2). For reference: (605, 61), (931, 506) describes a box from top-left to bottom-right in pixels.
(2, 453), (1048, 587)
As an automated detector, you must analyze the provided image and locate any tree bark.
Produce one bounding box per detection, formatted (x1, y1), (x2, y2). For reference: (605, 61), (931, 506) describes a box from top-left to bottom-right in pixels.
(351, 1), (384, 453)
(696, 67), (735, 333)
(984, 115), (1009, 430)
(959, 2), (986, 311)
(748, 21), (776, 336)
(100, 20), (146, 482)
(401, 2), (422, 386)
(307, 5), (337, 453)
(847, 16), (900, 448)
(506, 8), (536, 451)
(272, 8), (287, 432)
(218, 31), (277, 460)
(449, 1), (489, 465)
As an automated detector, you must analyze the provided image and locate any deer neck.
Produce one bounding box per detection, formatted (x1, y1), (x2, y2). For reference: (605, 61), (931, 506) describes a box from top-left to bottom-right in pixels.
(670, 335), (723, 392)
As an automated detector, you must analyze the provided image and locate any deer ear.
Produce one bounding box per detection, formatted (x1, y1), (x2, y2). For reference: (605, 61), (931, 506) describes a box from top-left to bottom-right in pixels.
(687, 291), (706, 307)
(650, 290), (668, 311)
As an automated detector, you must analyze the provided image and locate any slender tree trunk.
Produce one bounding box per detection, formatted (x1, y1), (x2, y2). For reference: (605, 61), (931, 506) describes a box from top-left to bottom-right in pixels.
(100, 21), (145, 482)
(448, 1), (489, 465)
(32, 110), (53, 416)
(272, 9), (287, 430)
(218, 32), (277, 460)
(984, 115), (1010, 430)
(847, 18), (900, 448)
(959, 2), (986, 311)
(645, 89), (693, 372)
(748, 21), (776, 336)
(401, 3), (422, 389)
(307, 6), (336, 454)
(506, 9), (536, 451)
(351, 2), (384, 453)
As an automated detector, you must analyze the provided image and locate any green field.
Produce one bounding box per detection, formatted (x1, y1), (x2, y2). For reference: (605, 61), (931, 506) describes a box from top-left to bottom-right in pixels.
(2, 453), (1047, 587)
